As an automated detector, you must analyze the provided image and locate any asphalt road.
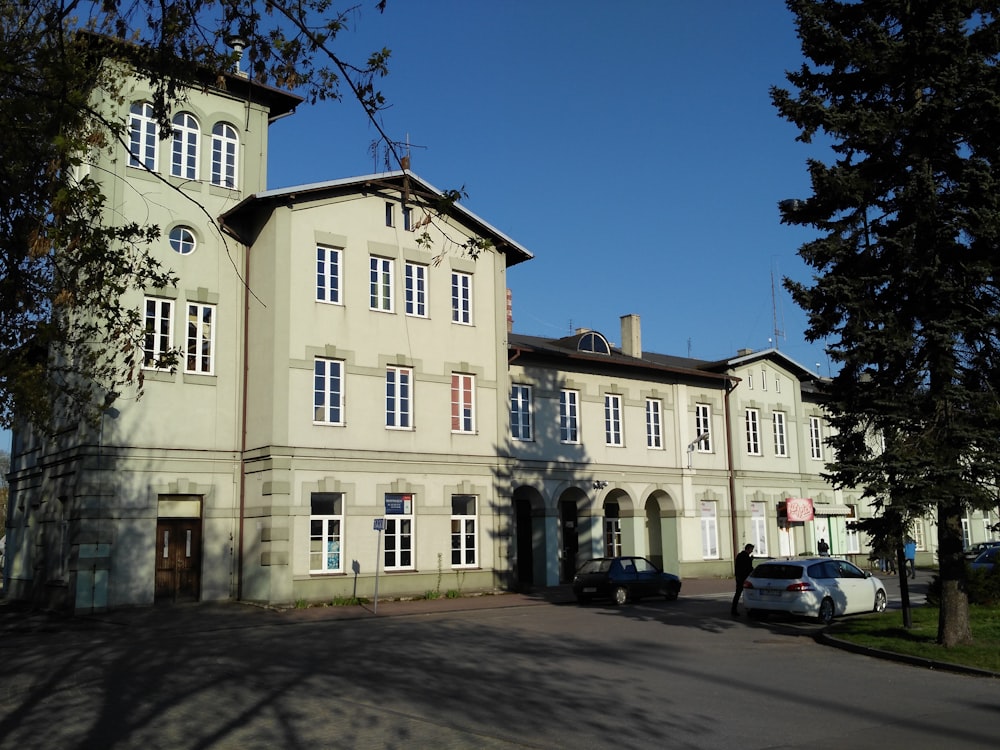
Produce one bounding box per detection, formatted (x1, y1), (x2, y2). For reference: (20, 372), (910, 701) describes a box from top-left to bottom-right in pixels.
(0, 582), (995, 750)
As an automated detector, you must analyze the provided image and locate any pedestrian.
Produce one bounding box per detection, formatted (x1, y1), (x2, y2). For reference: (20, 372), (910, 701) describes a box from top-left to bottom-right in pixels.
(732, 543), (755, 617)
(817, 538), (830, 557)
(904, 538), (916, 579)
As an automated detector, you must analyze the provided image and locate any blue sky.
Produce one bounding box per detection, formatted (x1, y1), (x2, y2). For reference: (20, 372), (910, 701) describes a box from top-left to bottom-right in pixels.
(2, 1), (830, 456)
(267, 0), (831, 372)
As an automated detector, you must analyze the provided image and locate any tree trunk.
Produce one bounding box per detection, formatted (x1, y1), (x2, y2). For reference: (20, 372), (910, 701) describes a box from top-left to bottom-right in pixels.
(937, 501), (973, 646)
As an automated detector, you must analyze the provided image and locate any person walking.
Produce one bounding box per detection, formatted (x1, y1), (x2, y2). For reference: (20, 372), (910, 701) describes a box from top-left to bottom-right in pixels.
(817, 538), (830, 557)
(731, 543), (755, 617)
(904, 538), (917, 579)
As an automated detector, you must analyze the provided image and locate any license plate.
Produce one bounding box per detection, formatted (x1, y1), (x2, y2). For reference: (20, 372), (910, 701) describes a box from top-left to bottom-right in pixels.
(760, 589), (782, 597)
(583, 587), (597, 593)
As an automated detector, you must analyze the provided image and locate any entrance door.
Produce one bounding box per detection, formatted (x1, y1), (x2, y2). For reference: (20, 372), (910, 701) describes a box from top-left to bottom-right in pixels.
(560, 500), (579, 583)
(515, 499), (534, 586)
(155, 518), (202, 602)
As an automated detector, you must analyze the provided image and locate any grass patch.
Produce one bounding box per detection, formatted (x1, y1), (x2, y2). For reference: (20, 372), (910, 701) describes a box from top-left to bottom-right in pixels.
(831, 605), (1000, 672)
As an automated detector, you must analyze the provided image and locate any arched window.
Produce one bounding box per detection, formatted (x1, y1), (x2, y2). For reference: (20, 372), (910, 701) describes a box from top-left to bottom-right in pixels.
(578, 331), (611, 355)
(169, 226), (197, 255)
(211, 122), (239, 188)
(128, 102), (158, 171)
(170, 112), (200, 180)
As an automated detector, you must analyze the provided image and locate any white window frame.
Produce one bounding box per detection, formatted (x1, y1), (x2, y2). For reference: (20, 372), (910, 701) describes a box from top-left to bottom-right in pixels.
(129, 102), (158, 171)
(309, 493), (343, 574)
(912, 519), (926, 551)
(170, 112), (200, 180)
(370, 256), (394, 312)
(210, 121), (239, 188)
(385, 366), (412, 429)
(450, 495), (477, 568)
(605, 518), (622, 557)
(846, 506), (861, 554)
(404, 261), (427, 317)
(751, 502), (768, 557)
(451, 373), (475, 434)
(185, 302), (215, 375)
(143, 297), (174, 369)
(773, 411), (788, 457)
(809, 416), (823, 460)
(560, 389), (579, 444)
(746, 408), (761, 455)
(700, 501), (719, 559)
(760, 367), (768, 391)
(604, 394), (624, 447)
(695, 403), (712, 452)
(314, 357), (344, 425)
(510, 384), (533, 441)
(646, 398), (663, 449)
(316, 246), (341, 304)
(384, 495), (414, 570)
(451, 271), (472, 325)
(169, 226), (197, 255)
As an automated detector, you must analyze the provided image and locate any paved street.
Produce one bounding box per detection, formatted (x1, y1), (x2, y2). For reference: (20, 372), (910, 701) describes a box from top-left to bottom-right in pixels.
(0, 573), (995, 750)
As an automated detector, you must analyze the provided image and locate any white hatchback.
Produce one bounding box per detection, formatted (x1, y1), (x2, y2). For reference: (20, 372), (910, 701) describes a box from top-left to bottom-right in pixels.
(742, 557), (888, 624)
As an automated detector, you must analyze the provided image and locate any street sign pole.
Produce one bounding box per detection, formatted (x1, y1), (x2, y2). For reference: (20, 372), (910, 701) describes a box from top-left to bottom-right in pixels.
(373, 518), (385, 614)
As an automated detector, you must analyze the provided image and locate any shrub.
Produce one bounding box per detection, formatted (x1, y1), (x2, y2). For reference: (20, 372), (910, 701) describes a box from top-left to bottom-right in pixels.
(926, 565), (1000, 607)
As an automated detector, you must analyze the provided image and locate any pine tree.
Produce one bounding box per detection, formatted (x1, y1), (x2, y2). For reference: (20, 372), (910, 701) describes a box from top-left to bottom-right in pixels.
(774, 0), (1000, 646)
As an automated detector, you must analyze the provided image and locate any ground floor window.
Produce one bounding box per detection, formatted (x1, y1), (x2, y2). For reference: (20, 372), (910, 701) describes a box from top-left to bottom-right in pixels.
(750, 502), (767, 557)
(605, 502), (622, 557)
(845, 507), (860, 554)
(451, 495), (477, 567)
(385, 493), (414, 570)
(310, 493), (343, 573)
(700, 501), (719, 559)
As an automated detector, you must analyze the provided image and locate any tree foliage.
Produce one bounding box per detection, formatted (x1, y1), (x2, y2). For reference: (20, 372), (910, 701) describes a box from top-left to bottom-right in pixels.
(774, 0), (1000, 646)
(0, 0), (392, 432)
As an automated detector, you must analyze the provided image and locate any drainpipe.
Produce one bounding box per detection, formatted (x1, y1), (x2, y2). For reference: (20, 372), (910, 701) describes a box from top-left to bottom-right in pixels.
(236, 241), (251, 601)
(724, 376), (740, 565)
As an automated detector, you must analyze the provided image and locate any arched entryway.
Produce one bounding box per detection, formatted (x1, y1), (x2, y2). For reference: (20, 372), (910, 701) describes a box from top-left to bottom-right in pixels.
(512, 485), (545, 589)
(645, 490), (680, 574)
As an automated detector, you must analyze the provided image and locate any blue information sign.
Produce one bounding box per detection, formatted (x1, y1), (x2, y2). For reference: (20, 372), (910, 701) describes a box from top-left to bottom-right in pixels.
(373, 518), (385, 531)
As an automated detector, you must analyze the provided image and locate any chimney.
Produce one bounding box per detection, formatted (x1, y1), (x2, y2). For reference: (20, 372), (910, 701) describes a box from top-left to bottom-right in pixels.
(506, 288), (513, 333)
(620, 314), (641, 358)
(226, 36), (249, 78)
(737, 348), (754, 357)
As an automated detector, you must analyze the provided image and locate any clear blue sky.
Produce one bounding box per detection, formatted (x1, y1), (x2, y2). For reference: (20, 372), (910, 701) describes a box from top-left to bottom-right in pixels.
(2, 1), (831, 456)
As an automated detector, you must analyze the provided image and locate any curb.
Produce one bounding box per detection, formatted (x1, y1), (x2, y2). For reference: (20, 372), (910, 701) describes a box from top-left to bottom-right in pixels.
(817, 630), (1000, 679)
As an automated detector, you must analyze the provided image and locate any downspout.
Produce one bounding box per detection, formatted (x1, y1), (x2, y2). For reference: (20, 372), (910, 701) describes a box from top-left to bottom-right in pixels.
(236, 239), (251, 601)
(724, 376), (740, 563)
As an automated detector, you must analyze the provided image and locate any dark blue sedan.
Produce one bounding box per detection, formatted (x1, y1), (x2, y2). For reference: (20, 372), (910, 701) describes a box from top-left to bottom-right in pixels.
(572, 556), (681, 605)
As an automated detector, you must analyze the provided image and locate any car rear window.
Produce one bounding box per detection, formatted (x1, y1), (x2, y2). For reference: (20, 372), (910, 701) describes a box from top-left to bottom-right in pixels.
(751, 564), (804, 580)
(578, 559), (613, 574)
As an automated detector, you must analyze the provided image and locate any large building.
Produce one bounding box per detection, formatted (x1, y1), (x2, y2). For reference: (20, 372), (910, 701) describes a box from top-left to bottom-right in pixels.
(5, 58), (994, 612)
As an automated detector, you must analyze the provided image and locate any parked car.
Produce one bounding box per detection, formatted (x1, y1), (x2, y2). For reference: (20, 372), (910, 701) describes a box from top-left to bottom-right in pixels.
(964, 541), (1000, 561)
(742, 557), (887, 625)
(572, 556), (681, 605)
(970, 546), (998, 572)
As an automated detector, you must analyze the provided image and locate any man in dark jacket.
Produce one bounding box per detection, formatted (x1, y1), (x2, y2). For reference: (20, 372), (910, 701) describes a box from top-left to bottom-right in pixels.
(731, 543), (755, 616)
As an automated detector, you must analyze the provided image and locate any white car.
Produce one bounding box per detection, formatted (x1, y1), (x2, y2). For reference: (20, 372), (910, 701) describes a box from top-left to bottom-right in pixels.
(742, 557), (887, 624)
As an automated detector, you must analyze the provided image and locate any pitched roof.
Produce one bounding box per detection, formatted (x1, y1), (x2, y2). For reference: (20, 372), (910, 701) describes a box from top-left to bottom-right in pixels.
(220, 171), (533, 267)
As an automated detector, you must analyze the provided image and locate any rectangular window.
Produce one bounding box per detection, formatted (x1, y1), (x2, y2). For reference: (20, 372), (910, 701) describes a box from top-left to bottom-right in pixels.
(605, 394), (623, 446)
(450, 495), (477, 567)
(451, 373), (475, 433)
(913, 520), (925, 551)
(451, 271), (472, 324)
(701, 501), (719, 559)
(370, 256), (394, 312)
(309, 493), (343, 573)
(809, 416), (823, 460)
(510, 384), (533, 441)
(128, 102), (158, 171)
(773, 411), (788, 457)
(846, 505), (860, 554)
(185, 303), (215, 374)
(143, 297), (174, 369)
(751, 502), (768, 557)
(403, 206), (413, 231)
(404, 262), (427, 317)
(385, 202), (394, 227)
(384, 493), (413, 570)
(745, 408), (761, 455)
(646, 398), (663, 449)
(560, 389), (579, 443)
(605, 518), (622, 557)
(316, 246), (341, 304)
(747, 373), (753, 390)
(761, 367), (768, 391)
(386, 366), (412, 429)
(695, 403), (712, 452)
(314, 357), (344, 425)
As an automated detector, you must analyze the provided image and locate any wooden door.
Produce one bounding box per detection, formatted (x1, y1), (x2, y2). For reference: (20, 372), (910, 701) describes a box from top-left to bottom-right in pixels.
(155, 518), (202, 602)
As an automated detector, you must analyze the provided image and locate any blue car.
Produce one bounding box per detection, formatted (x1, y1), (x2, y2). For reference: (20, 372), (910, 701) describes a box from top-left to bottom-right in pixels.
(572, 556), (681, 605)
(970, 547), (998, 572)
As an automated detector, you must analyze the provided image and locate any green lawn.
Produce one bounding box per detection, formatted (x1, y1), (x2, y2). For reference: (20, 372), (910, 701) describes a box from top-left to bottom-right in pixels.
(831, 605), (1000, 673)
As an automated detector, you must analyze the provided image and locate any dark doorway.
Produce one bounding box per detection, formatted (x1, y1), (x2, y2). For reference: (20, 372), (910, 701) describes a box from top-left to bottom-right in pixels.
(155, 518), (202, 602)
(515, 498), (534, 587)
(560, 500), (579, 583)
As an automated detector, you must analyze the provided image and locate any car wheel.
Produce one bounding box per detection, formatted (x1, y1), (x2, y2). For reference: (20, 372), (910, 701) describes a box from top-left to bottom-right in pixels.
(873, 589), (887, 613)
(612, 585), (628, 606)
(818, 597), (835, 625)
(664, 586), (679, 602)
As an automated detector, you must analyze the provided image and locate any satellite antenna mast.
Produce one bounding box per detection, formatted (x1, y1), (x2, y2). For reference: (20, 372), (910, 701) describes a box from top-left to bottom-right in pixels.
(771, 261), (786, 350)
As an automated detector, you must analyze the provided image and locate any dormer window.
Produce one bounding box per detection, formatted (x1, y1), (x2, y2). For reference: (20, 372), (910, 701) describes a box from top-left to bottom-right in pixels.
(578, 331), (611, 355)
